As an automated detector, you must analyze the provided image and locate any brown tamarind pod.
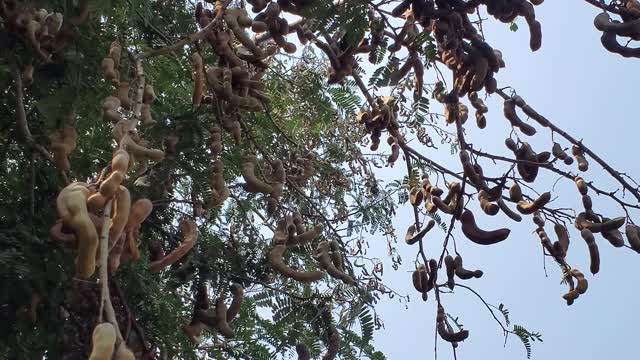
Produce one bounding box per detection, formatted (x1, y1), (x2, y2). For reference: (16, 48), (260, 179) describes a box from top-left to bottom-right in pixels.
(581, 229), (600, 275)
(516, 191), (551, 214)
(109, 186), (131, 247)
(269, 244), (324, 282)
(315, 241), (354, 284)
(428, 258), (438, 289)
(575, 213), (625, 233)
(89, 323), (116, 360)
(190, 53), (204, 107)
(575, 177), (588, 195)
(554, 224), (570, 257)
(532, 211), (545, 227)
(405, 220), (436, 245)
(571, 269), (588, 295)
(497, 199), (523, 222)
(562, 273), (578, 306)
(329, 239), (344, 272)
(241, 155), (273, 194)
(505, 138), (518, 152)
(514, 142), (540, 183)
(117, 81), (131, 110)
(412, 264), (430, 294)
(215, 297), (234, 338)
(626, 224), (640, 253)
(444, 255), (455, 289)
(552, 142), (574, 165)
(148, 219), (198, 272)
(503, 99), (536, 136)
(142, 84), (156, 104)
(410, 187), (424, 207)
(460, 209), (511, 245)
(49, 126), (77, 172)
(509, 183), (523, 202)
(601, 220), (625, 248)
(571, 146), (589, 172)
(226, 283), (243, 322)
(296, 344), (311, 360)
(453, 255), (483, 279)
(478, 190), (499, 216)
(322, 326), (340, 360)
(436, 305), (469, 343)
(528, 20), (542, 51)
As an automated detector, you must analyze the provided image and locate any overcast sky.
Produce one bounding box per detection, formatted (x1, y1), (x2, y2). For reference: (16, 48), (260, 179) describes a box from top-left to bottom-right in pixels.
(366, 1), (640, 359)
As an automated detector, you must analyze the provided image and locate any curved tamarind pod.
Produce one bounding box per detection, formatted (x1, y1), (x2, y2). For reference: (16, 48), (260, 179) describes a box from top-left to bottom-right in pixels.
(594, 12), (640, 37)
(575, 213), (625, 233)
(269, 244), (324, 282)
(114, 344), (135, 360)
(571, 146), (589, 172)
(241, 155), (273, 194)
(89, 323), (116, 360)
(387, 138), (400, 166)
(315, 241), (354, 284)
(562, 275), (579, 306)
(428, 258), (438, 289)
(516, 191), (551, 214)
(478, 190), (499, 216)
(554, 224), (570, 257)
(296, 344), (311, 360)
(460, 209), (511, 245)
(552, 142), (574, 165)
(329, 239), (344, 272)
(599, 30), (640, 57)
(626, 224), (640, 253)
(444, 255), (455, 289)
(515, 143), (540, 182)
(581, 229), (600, 275)
(124, 198), (152, 233)
(459, 151), (486, 192)
(436, 305), (469, 343)
(211, 159), (229, 206)
(49, 126), (77, 172)
(225, 9), (264, 57)
(453, 255), (483, 279)
(148, 218), (198, 272)
(412, 264), (430, 294)
(497, 199), (522, 222)
(575, 177), (588, 195)
(226, 283), (244, 322)
(117, 82), (130, 109)
(571, 269), (588, 295)
(57, 182), (99, 278)
(214, 297), (234, 338)
(410, 187), (424, 207)
(109, 186), (131, 246)
(405, 220), (436, 245)
(322, 325), (341, 360)
(190, 53), (204, 107)
(123, 137), (165, 161)
(601, 220), (625, 248)
(503, 99), (536, 136)
(509, 183), (523, 202)
(289, 225), (323, 247)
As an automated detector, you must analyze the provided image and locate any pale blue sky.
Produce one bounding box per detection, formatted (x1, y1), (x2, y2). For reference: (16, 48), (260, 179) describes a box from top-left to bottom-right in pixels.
(367, 1), (640, 359)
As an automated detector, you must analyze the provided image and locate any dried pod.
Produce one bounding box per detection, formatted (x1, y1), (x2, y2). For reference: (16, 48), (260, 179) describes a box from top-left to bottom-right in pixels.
(89, 323), (116, 360)
(315, 241), (354, 284)
(444, 255), (455, 289)
(626, 224), (640, 253)
(552, 142), (574, 165)
(148, 218), (198, 272)
(453, 255), (483, 279)
(436, 305), (469, 343)
(409, 187), (424, 207)
(516, 191), (551, 214)
(460, 209), (511, 245)
(405, 220), (435, 245)
(478, 190), (499, 216)
(269, 244), (324, 282)
(601, 220), (625, 248)
(241, 155), (273, 194)
(581, 228), (600, 275)
(572, 146), (589, 172)
(575, 177), (588, 195)
(509, 183), (523, 202)
(575, 213), (625, 233)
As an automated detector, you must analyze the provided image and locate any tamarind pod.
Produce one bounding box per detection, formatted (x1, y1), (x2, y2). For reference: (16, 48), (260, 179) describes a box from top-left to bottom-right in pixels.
(575, 213), (625, 233)
(575, 177), (588, 195)
(503, 99), (537, 135)
(288, 224), (323, 247)
(89, 323), (116, 360)
(329, 239), (344, 272)
(505, 138), (518, 152)
(509, 183), (523, 202)
(436, 306), (469, 343)
(225, 283), (244, 322)
(99, 171), (123, 199)
(571, 146), (589, 172)
(478, 190), (499, 216)
(571, 269), (588, 295)
(552, 142), (573, 164)
(593, 12), (640, 36)
(427, 258), (438, 289)
(140, 104), (156, 126)
(123, 137), (165, 161)
(515, 143), (540, 183)
(57, 182), (99, 278)
(109, 186), (131, 246)
(528, 20), (542, 51)
(537, 151), (551, 163)
(444, 255), (455, 289)
(581, 195), (593, 211)
(459, 150), (487, 192)
(117, 82), (131, 109)
(148, 219), (198, 272)
(190, 53), (204, 106)
(581, 229), (600, 275)
(442, 182), (461, 204)
(626, 224), (640, 253)
(296, 343), (311, 360)
(497, 199), (522, 222)
(409, 187), (424, 207)
(388, 142), (400, 165)
(124, 198), (153, 232)
(601, 222), (625, 248)
(315, 241), (355, 284)
(269, 244), (324, 282)
(429, 186), (444, 197)
(516, 192), (551, 214)
(322, 325), (341, 360)
(412, 264), (430, 293)
(432, 196), (454, 214)
(142, 84), (156, 104)
(554, 223), (570, 256)
(214, 297), (234, 338)
(460, 209), (511, 245)
(101, 57), (118, 82)
(453, 255), (483, 279)
(562, 288), (579, 306)
(114, 344), (135, 360)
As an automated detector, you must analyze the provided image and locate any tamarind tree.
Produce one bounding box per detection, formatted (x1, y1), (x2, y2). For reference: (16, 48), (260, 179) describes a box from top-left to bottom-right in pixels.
(1, 0), (639, 359)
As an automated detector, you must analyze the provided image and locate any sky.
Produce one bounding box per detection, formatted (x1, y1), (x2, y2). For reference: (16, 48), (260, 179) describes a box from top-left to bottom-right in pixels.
(365, 1), (640, 359)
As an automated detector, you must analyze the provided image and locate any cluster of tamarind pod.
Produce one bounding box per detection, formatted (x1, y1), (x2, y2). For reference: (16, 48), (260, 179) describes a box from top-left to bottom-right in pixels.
(357, 96), (401, 155)
(268, 213), (354, 284)
(0, 0), (89, 62)
(593, 1), (640, 58)
(295, 325), (341, 360)
(183, 282), (244, 340)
